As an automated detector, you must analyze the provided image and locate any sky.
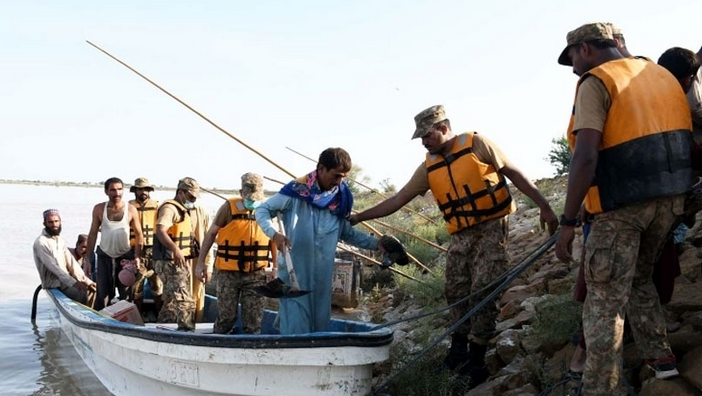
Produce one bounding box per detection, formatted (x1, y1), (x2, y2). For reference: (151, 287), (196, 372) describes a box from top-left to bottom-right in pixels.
(1, 0), (700, 193)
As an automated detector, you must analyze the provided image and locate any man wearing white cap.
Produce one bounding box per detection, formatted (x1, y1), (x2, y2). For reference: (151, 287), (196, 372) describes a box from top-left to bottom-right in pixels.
(33, 209), (96, 307)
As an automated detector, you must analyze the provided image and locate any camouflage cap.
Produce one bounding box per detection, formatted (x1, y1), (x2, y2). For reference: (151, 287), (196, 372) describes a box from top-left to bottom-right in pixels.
(558, 22), (614, 66)
(129, 177), (154, 192)
(240, 172), (264, 201)
(177, 177), (200, 198)
(412, 105), (447, 139)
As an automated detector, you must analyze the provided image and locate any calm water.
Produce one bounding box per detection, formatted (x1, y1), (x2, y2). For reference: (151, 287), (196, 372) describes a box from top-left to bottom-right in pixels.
(0, 184), (223, 396)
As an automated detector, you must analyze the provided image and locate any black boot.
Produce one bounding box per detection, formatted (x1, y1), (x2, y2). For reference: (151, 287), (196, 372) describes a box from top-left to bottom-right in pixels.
(443, 334), (469, 370)
(459, 342), (489, 387)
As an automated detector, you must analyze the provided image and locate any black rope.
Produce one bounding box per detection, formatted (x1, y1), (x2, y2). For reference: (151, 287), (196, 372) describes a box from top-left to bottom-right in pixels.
(31, 284), (42, 323)
(370, 232), (559, 396)
(370, 243), (539, 331)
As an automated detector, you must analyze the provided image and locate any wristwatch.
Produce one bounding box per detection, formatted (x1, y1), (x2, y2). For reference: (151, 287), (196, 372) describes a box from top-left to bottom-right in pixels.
(559, 214), (581, 227)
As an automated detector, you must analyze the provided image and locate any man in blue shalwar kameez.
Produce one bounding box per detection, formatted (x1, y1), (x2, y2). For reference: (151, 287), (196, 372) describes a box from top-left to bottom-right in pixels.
(256, 147), (382, 334)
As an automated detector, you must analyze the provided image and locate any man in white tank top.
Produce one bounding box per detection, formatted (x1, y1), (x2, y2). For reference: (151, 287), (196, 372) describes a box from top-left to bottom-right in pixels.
(86, 177), (144, 311)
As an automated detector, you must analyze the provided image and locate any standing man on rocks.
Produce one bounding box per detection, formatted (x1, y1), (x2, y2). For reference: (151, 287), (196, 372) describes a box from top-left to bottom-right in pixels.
(128, 177), (163, 314)
(554, 23), (692, 395)
(350, 105), (558, 386)
(153, 177), (211, 331)
(196, 172), (276, 334)
(86, 177), (143, 310)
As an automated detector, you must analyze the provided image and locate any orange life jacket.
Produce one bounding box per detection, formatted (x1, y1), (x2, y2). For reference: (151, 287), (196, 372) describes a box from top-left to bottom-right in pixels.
(567, 58), (693, 214)
(426, 132), (515, 234)
(215, 198), (270, 272)
(152, 199), (196, 260)
(129, 198), (158, 247)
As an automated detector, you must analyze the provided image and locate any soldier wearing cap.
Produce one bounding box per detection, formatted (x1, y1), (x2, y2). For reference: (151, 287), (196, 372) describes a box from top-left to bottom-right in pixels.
(195, 173), (277, 334)
(128, 177), (163, 315)
(153, 177), (212, 331)
(350, 105), (557, 385)
(554, 22), (693, 394)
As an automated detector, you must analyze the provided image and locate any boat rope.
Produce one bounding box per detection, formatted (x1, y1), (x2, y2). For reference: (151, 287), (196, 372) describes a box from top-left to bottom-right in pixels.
(370, 232), (559, 396)
(369, 244), (537, 331)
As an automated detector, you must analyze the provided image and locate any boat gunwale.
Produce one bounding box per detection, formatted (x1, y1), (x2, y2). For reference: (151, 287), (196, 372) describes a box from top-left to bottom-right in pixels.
(46, 289), (393, 349)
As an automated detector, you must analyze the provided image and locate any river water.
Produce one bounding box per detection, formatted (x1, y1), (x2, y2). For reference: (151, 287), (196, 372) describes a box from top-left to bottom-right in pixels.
(0, 184), (223, 396)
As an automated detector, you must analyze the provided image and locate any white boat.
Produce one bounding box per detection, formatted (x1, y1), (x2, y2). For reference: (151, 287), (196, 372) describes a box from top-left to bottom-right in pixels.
(45, 289), (392, 396)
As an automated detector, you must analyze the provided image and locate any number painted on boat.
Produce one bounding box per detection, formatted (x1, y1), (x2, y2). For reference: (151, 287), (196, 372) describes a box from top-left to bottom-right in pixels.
(169, 360), (199, 387)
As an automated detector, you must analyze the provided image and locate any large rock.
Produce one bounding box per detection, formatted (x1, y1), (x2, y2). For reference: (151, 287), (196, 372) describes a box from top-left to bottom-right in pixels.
(639, 378), (700, 396)
(495, 310), (533, 333)
(500, 285), (538, 307)
(680, 345), (702, 390)
(547, 277), (574, 295)
(495, 356), (530, 391)
(543, 343), (576, 384)
(501, 384), (538, 396)
(677, 248), (701, 283)
(668, 324), (702, 356)
(667, 282), (702, 314)
(495, 329), (524, 365)
(465, 375), (508, 396)
(498, 299), (522, 321)
(485, 347), (503, 376)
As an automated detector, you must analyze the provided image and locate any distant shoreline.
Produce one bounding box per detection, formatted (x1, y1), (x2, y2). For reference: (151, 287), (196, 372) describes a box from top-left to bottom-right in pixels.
(0, 179), (249, 196)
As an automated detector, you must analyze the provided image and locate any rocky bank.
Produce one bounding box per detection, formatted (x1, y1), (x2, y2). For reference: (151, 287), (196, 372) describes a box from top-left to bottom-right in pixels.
(367, 176), (702, 396)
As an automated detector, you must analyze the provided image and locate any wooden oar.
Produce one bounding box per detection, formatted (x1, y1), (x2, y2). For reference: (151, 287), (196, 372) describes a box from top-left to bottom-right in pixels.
(87, 41), (426, 285)
(286, 146), (438, 225)
(200, 186), (229, 201)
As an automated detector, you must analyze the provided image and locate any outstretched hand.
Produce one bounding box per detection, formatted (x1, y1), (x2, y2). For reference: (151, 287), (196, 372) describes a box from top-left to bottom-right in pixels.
(540, 207), (559, 236)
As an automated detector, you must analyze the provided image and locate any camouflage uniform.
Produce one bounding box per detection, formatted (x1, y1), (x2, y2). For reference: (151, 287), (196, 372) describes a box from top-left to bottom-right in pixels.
(445, 215), (509, 344)
(131, 247), (163, 300)
(155, 258), (195, 331)
(214, 270), (267, 334)
(582, 194), (684, 396)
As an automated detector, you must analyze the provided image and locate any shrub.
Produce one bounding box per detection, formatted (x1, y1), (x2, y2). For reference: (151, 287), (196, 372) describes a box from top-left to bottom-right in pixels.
(547, 136), (572, 176)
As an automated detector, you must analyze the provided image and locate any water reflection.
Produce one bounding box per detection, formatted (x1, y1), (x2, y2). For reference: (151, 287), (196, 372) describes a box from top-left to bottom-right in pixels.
(0, 300), (110, 396)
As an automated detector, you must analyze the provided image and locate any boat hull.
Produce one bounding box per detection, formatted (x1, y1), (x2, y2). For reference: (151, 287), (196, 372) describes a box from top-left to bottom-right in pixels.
(47, 290), (391, 396)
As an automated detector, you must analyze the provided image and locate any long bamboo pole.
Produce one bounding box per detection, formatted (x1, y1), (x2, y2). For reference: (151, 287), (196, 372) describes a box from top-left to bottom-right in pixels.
(336, 245), (425, 284)
(201, 182), (424, 284)
(286, 146), (438, 225)
(370, 217), (448, 253)
(86, 41), (428, 283)
(86, 40), (295, 179)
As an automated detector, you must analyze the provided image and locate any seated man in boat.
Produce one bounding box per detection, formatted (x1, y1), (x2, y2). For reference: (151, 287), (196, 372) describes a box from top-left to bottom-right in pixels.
(67, 233), (90, 277)
(153, 177), (212, 331)
(196, 172), (277, 334)
(85, 177), (144, 310)
(256, 148), (384, 334)
(33, 209), (97, 307)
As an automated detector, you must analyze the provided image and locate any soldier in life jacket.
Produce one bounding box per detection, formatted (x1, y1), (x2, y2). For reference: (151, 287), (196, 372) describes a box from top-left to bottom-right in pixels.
(554, 23), (693, 395)
(350, 105), (558, 387)
(128, 177), (163, 315)
(195, 173), (276, 334)
(153, 177), (210, 331)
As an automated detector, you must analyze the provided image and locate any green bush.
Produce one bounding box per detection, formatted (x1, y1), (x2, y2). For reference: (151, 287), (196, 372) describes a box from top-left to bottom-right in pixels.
(526, 294), (582, 350)
(393, 265), (446, 310)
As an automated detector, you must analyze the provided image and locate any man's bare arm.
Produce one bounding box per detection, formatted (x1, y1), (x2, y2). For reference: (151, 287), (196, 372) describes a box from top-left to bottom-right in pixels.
(500, 163), (558, 235)
(84, 203), (103, 277)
